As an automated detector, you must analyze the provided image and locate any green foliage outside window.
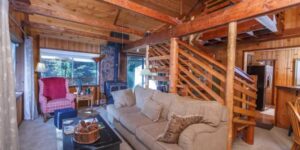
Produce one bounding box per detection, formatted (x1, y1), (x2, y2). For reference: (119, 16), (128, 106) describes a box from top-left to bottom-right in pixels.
(41, 57), (97, 86)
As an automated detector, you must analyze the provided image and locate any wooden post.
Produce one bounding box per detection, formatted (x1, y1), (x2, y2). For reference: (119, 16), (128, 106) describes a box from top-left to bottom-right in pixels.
(169, 38), (179, 93)
(145, 45), (150, 88)
(245, 76), (257, 144)
(226, 21), (237, 150)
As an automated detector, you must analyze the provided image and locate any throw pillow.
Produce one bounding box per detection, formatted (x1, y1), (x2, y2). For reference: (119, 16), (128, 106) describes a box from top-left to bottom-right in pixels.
(111, 89), (135, 108)
(142, 99), (163, 122)
(134, 85), (155, 109)
(152, 91), (177, 119)
(157, 114), (204, 143)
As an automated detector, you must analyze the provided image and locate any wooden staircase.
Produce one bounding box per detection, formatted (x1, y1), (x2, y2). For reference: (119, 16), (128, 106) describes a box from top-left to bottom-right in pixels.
(146, 39), (257, 145)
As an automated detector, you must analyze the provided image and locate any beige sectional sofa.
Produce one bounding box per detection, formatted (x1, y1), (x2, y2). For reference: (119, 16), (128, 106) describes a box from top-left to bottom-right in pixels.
(107, 86), (228, 150)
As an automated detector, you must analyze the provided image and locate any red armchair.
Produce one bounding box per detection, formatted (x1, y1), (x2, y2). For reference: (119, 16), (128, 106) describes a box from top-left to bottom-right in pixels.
(39, 77), (75, 122)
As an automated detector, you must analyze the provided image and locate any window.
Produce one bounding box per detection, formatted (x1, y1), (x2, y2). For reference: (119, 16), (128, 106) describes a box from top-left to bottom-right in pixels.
(11, 42), (18, 73)
(40, 49), (99, 86)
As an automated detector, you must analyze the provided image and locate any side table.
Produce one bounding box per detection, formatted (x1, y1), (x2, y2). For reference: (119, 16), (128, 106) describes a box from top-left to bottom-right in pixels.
(76, 94), (94, 109)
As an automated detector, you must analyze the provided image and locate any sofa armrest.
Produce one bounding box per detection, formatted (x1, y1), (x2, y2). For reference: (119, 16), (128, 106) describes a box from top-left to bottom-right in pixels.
(39, 95), (48, 104)
(178, 122), (227, 150)
(66, 93), (76, 102)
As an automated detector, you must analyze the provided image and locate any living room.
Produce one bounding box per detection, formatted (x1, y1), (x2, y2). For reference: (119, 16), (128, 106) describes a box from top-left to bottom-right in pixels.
(2, 0), (300, 150)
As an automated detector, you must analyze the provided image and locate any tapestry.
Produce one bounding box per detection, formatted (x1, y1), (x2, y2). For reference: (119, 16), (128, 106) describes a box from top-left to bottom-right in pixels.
(99, 46), (116, 93)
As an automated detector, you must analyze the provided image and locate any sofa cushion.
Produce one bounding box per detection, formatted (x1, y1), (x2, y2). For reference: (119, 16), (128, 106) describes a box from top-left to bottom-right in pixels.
(152, 91), (177, 119)
(136, 121), (182, 150)
(157, 114), (204, 144)
(106, 104), (140, 122)
(134, 86), (156, 109)
(153, 142), (183, 150)
(136, 121), (168, 148)
(142, 99), (163, 122)
(179, 123), (227, 150)
(111, 89), (135, 108)
(167, 98), (186, 119)
(119, 112), (154, 134)
(178, 123), (218, 150)
(168, 96), (225, 127)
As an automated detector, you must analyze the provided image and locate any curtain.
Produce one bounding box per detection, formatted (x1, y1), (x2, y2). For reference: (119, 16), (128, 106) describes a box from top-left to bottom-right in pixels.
(24, 37), (38, 120)
(0, 0), (19, 149)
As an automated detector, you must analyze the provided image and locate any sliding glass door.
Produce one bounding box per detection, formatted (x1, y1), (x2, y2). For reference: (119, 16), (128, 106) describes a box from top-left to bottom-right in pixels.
(127, 56), (144, 88)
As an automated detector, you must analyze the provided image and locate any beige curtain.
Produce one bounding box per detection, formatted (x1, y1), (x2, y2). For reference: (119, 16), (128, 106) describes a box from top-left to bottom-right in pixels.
(0, 0), (20, 149)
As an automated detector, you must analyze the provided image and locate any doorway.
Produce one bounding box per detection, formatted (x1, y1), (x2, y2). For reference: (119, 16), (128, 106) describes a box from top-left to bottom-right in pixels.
(244, 52), (276, 128)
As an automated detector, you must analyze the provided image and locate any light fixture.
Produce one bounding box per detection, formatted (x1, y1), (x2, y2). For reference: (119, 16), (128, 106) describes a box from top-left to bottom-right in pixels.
(141, 68), (151, 75)
(141, 68), (157, 76)
(36, 62), (46, 73)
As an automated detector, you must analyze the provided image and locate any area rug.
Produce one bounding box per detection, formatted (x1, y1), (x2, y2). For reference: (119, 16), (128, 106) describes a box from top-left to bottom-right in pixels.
(19, 107), (132, 150)
(256, 121), (274, 130)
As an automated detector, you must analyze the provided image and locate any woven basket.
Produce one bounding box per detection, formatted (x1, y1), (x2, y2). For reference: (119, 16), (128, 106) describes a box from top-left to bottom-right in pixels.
(73, 126), (100, 144)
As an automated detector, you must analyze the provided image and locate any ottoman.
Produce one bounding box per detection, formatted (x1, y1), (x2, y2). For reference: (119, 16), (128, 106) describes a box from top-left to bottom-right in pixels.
(54, 108), (77, 129)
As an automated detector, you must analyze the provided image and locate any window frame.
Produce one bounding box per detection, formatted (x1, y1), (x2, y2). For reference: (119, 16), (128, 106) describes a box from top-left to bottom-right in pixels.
(40, 48), (99, 86)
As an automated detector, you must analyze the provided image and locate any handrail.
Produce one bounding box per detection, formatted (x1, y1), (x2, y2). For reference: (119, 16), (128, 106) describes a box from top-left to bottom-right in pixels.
(177, 39), (226, 70)
(234, 67), (254, 84)
(177, 39), (254, 84)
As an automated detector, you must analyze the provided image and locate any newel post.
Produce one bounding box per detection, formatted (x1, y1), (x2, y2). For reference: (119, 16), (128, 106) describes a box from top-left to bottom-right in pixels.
(226, 21), (237, 150)
(145, 45), (150, 88)
(169, 38), (179, 93)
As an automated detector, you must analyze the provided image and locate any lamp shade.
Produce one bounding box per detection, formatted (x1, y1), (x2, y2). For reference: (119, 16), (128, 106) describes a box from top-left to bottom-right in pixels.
(36, 62), (46, 73)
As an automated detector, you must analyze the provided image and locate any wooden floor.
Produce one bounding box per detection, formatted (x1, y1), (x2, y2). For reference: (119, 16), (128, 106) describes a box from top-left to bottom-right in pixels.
(18, 107), (292, 150)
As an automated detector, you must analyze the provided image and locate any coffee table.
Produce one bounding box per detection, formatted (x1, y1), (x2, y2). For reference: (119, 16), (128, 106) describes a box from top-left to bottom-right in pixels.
(62, 114), (121, 150)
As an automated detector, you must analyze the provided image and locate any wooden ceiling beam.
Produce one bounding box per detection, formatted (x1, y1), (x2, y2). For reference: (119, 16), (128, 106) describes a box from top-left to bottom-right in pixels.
(200, 20), (264, 40)
(14, 0), (31, 4)
(27, 22), (130, 44)
(252, 27), (300, 42)
(12, 1), (145, 36)
(102, 0), (181, 25)
(230, 0), (242, 4)
(124, 0), (300, 50)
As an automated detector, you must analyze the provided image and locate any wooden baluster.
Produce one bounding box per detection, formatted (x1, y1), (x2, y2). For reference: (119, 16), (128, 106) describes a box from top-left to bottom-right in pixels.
(226, 21), (237, 150)
(169, 38), (179, 93)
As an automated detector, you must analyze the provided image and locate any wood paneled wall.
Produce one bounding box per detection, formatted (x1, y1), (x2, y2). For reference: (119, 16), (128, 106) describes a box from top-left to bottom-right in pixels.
(39, 36), (101, 54)
(9, 9), (25, 42)
(211, 36), (300, 69)
(248, 48), (300, 86)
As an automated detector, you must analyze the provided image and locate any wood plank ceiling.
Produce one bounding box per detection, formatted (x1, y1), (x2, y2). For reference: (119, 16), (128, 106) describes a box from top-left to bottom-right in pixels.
(11, 0), (298, 49)
(12, 0), (199, 45)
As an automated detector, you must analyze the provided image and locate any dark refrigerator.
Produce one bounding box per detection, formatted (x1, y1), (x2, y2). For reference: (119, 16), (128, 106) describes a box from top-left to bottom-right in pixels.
(247, 65), (273, 111)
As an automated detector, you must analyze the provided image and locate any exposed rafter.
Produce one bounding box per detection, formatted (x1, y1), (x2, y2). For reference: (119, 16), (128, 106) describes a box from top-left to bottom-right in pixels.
(200, 20), (264, 40)
(102, 0), (181, 25)
(124, 0), (300, 51)
(230, 0), (242, 4)
(27, 22), (131, 44)
(12, 1), (145, 36)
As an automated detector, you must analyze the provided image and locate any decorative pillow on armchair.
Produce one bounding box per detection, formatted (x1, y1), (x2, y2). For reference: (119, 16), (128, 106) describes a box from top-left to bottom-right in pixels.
(111, 89), (135, 108)
(157, 114), (205, 143)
